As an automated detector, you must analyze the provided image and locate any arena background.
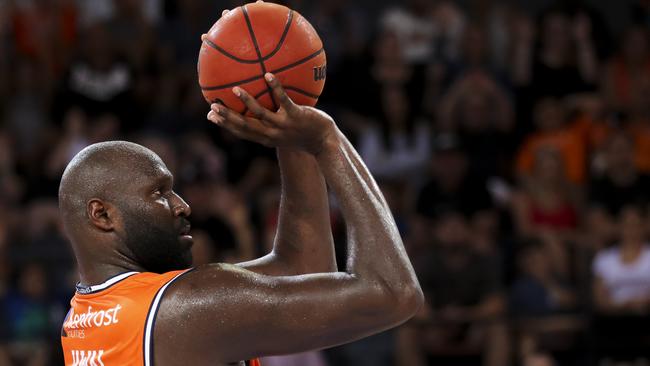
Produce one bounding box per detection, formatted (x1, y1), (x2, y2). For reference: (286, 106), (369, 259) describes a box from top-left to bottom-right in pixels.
(2, 0), (650, 365)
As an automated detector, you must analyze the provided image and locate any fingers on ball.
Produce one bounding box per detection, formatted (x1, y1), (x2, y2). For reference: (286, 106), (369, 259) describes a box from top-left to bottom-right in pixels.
(265, 73), (295, 111)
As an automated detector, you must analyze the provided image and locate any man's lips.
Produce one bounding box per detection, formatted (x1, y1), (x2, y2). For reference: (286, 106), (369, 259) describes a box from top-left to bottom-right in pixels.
(179, 223), (192, 236)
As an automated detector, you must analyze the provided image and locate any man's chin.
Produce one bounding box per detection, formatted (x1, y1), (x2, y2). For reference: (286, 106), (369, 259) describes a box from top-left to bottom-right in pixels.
(179, 234), (194, 248)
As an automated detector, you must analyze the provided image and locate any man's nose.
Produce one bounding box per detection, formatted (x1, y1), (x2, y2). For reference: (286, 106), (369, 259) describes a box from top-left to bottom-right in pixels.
(171, 192), (192, 217)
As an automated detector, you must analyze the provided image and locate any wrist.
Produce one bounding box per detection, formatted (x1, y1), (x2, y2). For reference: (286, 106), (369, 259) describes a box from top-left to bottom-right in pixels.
(312, 126), (341, 158)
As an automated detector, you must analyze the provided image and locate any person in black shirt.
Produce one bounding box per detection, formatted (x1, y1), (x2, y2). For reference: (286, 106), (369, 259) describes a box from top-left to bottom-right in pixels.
(589, 132), (650, 216)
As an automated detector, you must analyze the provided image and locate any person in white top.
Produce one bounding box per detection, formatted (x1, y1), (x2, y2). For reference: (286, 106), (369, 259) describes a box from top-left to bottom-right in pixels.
(593, 204), (650, 313)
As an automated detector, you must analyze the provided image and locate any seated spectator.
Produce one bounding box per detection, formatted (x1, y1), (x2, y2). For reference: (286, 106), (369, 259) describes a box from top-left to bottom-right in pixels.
(511, 240), (577, 316)
(510, 240), (582, 366)
(57, 22), (135, 131)
(356, 31), (431, 181)
(10, 0), (78, 85)
(380, 0), (465, 64)
(512, 147), (583, 278)
(593, 205), (650, 313)
(591, 204), (650, 360)
(512, 147), (581, 240)
(399, 207), (509, 366)
(589, 132), (650, 217)
(416, 134), (493, 219)
(602, 27), (650, 114)
(511, 8), (597, 99)
(437, 69), (515, 180)
(3, 263), (54, 366)
(516, 98), (587, 185)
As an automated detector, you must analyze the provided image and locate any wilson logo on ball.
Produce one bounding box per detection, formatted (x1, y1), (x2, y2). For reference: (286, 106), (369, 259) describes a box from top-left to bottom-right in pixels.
(313, 65), (326, 81)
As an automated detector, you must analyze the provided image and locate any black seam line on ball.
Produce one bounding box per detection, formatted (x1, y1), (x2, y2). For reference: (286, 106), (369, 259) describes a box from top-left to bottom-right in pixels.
(202, 10), (293, 63)
(202, 39), (260, 64)
(241, 5), (278, 110)
(263, 10), (294, 60)
(282, 86), (320, 99)
(268, 48), (323, 74)
(200, 48), (324, 90)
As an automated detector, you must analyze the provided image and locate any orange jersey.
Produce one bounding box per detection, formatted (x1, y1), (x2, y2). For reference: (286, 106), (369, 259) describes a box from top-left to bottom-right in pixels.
(61, 270), (261, 366)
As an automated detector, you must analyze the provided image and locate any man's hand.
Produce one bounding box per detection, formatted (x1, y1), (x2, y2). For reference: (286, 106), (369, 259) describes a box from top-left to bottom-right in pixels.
(206, 73), (336, 155)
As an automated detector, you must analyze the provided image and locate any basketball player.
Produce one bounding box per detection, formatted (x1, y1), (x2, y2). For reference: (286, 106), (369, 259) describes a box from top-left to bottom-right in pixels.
(58, 68), (423, 365)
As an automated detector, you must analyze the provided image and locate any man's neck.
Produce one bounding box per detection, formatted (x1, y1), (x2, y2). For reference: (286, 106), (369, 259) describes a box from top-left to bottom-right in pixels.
(77, 260), (146, 288)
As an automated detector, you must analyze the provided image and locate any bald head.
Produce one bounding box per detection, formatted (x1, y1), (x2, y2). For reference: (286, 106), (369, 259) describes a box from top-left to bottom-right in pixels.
(59, 141), (193, 274)
(59, 141), (165, 227)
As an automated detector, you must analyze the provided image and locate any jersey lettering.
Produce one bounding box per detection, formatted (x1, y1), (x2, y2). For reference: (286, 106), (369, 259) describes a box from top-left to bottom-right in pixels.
(70, 349), (105, 366)
(64, 304), (122, 330)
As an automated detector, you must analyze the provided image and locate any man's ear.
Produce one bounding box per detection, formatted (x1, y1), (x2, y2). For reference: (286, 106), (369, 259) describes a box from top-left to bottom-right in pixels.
(87, 198), (115, 231)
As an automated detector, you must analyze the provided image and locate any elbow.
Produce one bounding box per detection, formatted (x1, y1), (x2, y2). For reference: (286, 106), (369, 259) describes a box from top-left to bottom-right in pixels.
(377, 280), (424, 325)
(396, 282), (425, 320)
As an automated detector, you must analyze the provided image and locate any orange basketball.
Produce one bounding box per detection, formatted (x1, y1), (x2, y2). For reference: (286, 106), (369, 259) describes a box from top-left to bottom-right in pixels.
(197, 2), (326, 114)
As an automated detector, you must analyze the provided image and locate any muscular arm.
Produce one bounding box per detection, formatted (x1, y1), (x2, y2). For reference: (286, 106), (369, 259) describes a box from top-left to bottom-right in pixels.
(237, 148), (337, 275)
(155, 76), (423, 364)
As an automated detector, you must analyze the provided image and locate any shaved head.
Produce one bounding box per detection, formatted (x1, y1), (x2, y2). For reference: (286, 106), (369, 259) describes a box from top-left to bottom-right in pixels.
(59, 141), (165, 221)
(59, 141), (193, 274)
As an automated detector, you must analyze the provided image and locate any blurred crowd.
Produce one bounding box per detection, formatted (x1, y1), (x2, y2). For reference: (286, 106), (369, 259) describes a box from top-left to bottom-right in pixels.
(1, 0), (650, 365)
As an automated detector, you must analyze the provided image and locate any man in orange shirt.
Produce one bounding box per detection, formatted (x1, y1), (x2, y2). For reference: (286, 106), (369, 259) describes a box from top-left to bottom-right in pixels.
(59, 71), (423, 366)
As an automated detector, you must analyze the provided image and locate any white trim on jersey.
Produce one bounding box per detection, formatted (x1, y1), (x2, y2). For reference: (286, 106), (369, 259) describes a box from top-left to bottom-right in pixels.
(144, 270), (191, 366)
(76, 271), (140, 294)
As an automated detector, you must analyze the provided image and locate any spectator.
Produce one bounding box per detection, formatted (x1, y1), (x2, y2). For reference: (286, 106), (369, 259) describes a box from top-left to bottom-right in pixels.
(57, 22), (135, 131)
(602, 27), (650, 114)
(510, 240), (580, 366)
(513, 147), (581, 238)
(516, 98), (587, 184)
(511, 240), (577, 316)
(0, 0), (10, 103)
(591, 204), (650, 360)
(0, 130), (25, 206)
(593, 205), (650, 313)
(400, 207), (509, 366)
(589, 132), (650, 217)
(512, 147), (583, 279)
(512, 8), (598, 99)
(10, 0), (78, 87)
(3, 263), (54, 366)
(437, 69), (515, 180)
(105, 0), (158, 70)
(379, 0), (433, 64)
(355, 31), (431, 181)
(4, 60), (51, 159)
(416, 134), (493, 220)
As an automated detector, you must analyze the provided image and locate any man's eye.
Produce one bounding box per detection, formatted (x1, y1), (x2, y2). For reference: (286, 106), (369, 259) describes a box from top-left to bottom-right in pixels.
(152, 189), (163, 197)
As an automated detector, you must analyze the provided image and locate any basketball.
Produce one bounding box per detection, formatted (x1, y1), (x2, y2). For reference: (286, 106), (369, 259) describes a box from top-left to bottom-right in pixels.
(198, 2), (326, 114)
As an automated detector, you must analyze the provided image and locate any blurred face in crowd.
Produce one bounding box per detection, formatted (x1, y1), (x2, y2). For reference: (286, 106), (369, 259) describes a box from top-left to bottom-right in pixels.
(461, 26), (487, 65)
(541, 12), (571, 54)
(619, 206), (646, 245)
(433, 211), (469, 250)
(459, 93), (491, 132)
(432, 149), (468, 190)
(622, 27), (649, 65)
(374, 31), (403, 65)
(520, 246), (550, 280)
(534, 98), (565, 131)
(605, 134), (636, 175)
(20, 263), (47, 300)
(83, 24), (115, 70)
